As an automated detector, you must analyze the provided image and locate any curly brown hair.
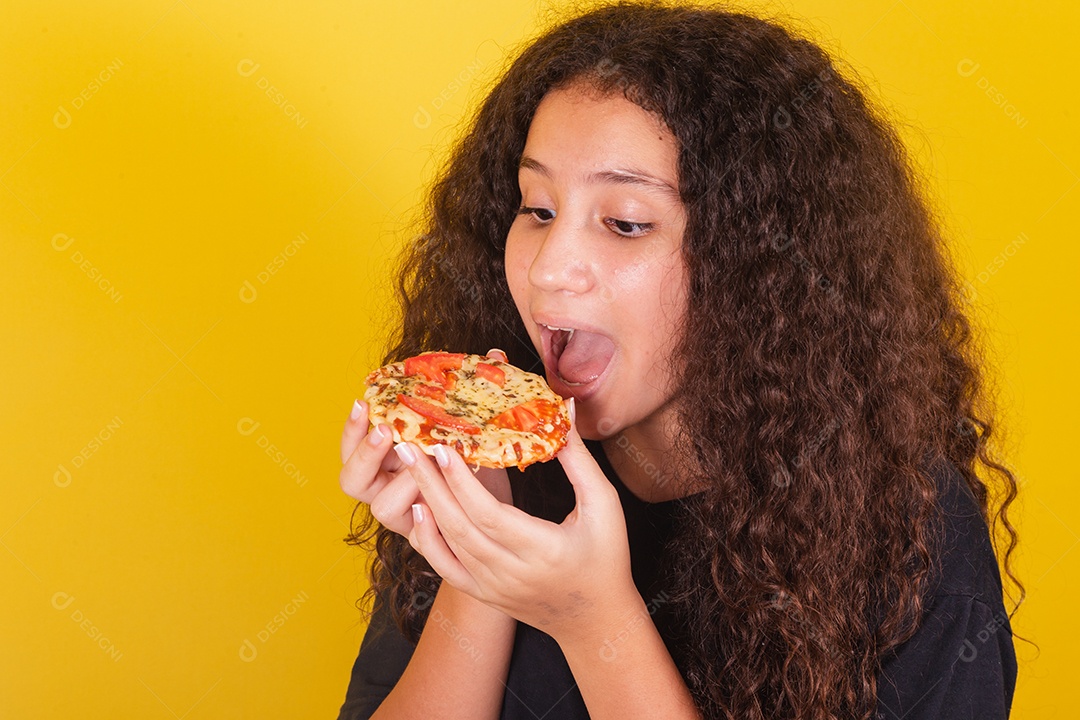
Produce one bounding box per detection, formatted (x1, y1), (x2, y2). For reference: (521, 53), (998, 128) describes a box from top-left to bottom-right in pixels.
(346, 2), (1022, 718)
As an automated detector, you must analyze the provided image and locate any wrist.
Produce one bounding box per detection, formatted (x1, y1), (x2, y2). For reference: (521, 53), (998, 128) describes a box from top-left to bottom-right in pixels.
(554, 585), (648, 657)
(438, 582), (516, 628)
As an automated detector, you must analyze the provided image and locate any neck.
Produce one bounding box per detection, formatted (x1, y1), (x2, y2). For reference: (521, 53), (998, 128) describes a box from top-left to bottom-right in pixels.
(600, 415), (692, 504)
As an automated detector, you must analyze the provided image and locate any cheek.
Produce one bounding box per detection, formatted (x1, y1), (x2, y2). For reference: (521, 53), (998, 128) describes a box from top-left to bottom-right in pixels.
(611, 253), (683, 317)
(503, 231), (532, 311)
(656, 265), (689, 349)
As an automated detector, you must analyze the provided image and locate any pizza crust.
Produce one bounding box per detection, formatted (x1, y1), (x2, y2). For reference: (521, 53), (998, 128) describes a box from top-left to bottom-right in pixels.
(364, 353), (571, 469)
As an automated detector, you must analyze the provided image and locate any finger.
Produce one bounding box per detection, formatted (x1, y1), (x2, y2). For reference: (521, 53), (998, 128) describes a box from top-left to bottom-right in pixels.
(367, 471), (422, 536)
(408, 502), (481, 596)
(485, 348), (508, 363)
(339, 423), (399, 501)
(341, 399), (370, 465)
(434, 444), (537, 549)
(556, 400), (619, 517)
(395, 442), (513, 564)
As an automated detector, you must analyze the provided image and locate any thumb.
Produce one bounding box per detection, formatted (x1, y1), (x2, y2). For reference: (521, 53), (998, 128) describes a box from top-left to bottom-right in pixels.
(556, 399), (613, 513)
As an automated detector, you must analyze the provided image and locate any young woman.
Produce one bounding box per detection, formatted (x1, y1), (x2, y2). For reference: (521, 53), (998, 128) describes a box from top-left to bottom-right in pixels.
(337, 4), (1021, 719)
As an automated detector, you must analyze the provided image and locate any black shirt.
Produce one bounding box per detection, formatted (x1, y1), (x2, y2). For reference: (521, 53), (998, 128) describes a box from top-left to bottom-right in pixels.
(337, 442), (1016, 719)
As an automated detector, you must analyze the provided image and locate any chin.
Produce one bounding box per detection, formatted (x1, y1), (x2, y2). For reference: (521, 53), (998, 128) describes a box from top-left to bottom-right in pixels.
(575, 407), (622, 442)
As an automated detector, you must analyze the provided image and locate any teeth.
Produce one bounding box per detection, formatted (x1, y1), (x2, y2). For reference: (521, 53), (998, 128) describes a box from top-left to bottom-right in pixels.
(542, 324), (575, 339)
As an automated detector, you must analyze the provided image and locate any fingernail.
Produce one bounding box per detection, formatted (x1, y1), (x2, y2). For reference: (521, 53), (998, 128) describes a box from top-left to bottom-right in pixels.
(411, 503), (424, 524)
(350, 399), (364, 421)
(489, 348), (507, 360)
(394, 442), (417, 466)
(367, 425), (385, 446)
(567, 397), (576, 425)
(433, 444), (451, 468)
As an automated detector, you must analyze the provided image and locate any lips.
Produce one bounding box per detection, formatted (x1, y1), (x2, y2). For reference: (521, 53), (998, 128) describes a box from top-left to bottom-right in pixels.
(538, 320), (616, 399)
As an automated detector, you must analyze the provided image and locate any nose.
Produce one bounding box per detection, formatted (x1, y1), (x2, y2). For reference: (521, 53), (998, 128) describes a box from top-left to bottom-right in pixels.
(526, 214), (594, 295)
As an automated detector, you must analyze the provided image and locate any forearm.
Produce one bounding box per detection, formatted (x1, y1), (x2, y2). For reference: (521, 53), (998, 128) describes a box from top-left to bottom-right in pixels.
(372, 582), (517, 720)
(558, 593), (701, 720)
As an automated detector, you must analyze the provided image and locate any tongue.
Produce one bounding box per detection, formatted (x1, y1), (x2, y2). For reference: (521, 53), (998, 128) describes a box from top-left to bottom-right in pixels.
(557, 330), (615, 384)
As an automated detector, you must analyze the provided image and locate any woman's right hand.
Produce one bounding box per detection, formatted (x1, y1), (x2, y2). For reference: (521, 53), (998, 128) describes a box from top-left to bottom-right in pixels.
(339, 349), (513, 538)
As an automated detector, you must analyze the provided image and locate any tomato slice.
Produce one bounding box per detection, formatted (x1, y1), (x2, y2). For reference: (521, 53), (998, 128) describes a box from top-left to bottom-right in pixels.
(492, 405), (539, 432)
(404, 352), (466, 388)
(474, 362), (505, 387)
(414, 383), (446, 402)
(491, 398), (560, 432)
(397, 393), (481, 435)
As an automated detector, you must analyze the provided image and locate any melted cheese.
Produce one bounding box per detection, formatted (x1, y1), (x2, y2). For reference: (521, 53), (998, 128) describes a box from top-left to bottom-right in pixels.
(363, 354), (569, 468)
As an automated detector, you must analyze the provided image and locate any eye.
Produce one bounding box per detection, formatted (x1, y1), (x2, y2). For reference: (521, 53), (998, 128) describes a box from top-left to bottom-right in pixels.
(517, 206), (555, 224)
(604, 217), (653, 238)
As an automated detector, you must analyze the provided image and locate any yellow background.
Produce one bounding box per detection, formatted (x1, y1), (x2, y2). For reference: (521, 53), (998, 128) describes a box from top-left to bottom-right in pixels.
(2, 1), (1075, 717)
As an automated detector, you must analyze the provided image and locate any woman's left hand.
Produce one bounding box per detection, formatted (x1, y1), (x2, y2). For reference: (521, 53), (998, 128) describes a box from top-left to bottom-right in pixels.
(397, 403), (641, 645)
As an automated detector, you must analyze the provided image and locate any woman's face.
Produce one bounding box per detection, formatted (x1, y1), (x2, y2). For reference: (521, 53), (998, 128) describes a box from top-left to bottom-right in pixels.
(504, 83), (688, 442)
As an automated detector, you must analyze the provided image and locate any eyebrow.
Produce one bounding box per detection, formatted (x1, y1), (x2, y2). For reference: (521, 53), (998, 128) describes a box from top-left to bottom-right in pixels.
(518, 155), (679, 199)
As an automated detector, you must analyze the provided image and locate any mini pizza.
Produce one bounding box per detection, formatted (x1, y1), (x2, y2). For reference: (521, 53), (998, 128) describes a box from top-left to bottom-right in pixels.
(364, 352), (571, 469)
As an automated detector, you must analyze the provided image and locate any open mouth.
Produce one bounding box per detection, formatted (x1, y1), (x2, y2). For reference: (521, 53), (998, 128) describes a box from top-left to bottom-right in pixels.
(539, 323), (616, 394)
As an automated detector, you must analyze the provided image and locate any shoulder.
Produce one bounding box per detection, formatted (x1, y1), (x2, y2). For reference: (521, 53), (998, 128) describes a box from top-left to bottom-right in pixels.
(876, 593), (1016, 719)
(924, 456), (1004, 603)
(873, 457), (1017, 719)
